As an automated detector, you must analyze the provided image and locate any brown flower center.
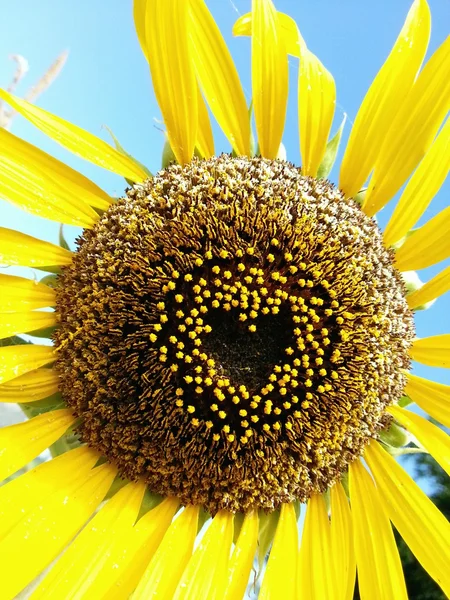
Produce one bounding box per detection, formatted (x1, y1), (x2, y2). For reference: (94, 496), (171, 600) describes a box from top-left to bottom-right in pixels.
(54, 155), (414, 514)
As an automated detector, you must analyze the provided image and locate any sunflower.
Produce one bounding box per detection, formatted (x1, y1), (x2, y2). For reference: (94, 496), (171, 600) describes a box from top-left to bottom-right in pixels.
(0, 0), (449, 598)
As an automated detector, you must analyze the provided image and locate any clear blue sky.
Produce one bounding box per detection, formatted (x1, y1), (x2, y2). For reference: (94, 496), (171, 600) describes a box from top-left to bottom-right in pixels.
(0, 0), (449, 397)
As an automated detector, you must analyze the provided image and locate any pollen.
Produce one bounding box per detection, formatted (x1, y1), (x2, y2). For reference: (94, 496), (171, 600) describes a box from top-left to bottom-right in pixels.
(55, 155), (414, 515)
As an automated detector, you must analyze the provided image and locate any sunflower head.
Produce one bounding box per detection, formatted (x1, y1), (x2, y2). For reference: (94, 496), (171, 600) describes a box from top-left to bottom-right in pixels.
(54, 154), (414, 513)
(0, 0), (449, 598)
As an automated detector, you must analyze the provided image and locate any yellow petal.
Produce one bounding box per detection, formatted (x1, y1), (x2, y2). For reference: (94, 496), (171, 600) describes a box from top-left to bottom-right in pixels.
(31, 482), (146, 600)
(409, 334), (450, 368)
(407, 266), (450, 309)
(0, 310), (56, 339)
(259, 503), (298, 600)
(339, 0), (431, 199)
(196, 87), (215, 159)
(133, 0), (149, 62)
(0, 127), (101, 227)
(0, 368), (59, 404)
(0, 344), (55, 385)
(252, 0), (288, 159)
(188, 0), (250, 156)
(0, 446), (100, 539)
(134, 505), (199, 600)
(0, 274), (55, 311)
(0, 89), (148, 183)
(144, 0), (197, 164)
(384, 117), (450, 247)
(233, 10), (335, 170)
(349, 459), (407, 600)
(0, 227), (72, 268)
(0, 408), (74, 482)
(233, 11), (305, 57)
(365, 441), (450, 597)
(404, 371), (450, 428)
(388, 405), (450, 476)
(395, 207), (450, 271)
(0, 461), (116, 600)
(99, 496), (179, 599)
(299, 47), (336, 177)
(330, 482), (356, 600)
(299, 494), (336, 599)
(224, 510), (259, 600)
(173, 509), (234, 600)
(363, 34), (450, 216)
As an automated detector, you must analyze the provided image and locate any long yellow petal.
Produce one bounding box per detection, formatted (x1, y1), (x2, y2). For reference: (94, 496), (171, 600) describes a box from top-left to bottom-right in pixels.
(384, 117), (450, 246)
(224, 510), (259, 600)
(0, 128), (100, 227)
(259, 503), (298, 600)
(363, 35), (450, 216)
(0, 368), (59, 404)
(330, 482), (356, 600)
(365, 441), (450, 596)
(0, 274), (55, 311)
(144, 0), (197, 164)
(299, 494), (336, 599)
(0, 227), (72, 268)
(349, 459), (407, 600)
(339, 0), (431, 199)
(97, 497), (179, 599)
(395, 207), (450, 271)
(0, 461), (116, 600)
(0, 89), (148, 183)
(389, 405), (450, 476)
(196, 88), (215, 159)
(252, 0), (288, 159)
(0, 126), (111, 214)
(407, 266), (450, 309)
(0, 446), (100, 539)
(134, 505), (199, 600)
(189, 0), (249, 156)
(0, 310), (56, 339)
(0, 409), (74, 482)
(173, 509), (234, 600)
(0, 344), (54, 385)
(409, 334), (450, 368)
(404, 371), (450, 428)
(233, 10), (335, 170)
(299, 47), (336, 177)
(30, 482), (146, 600)
(134, 1), (213, 159)
(233, 12), (308, 58)
(133, 0), (149, 62)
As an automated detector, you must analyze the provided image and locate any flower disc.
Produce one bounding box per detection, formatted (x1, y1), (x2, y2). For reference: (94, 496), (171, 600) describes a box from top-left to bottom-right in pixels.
(54, 155), (414, 513)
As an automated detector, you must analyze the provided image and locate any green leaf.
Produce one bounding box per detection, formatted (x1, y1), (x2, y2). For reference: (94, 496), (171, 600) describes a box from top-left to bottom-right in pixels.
(257, 508), (280, 569)
(379, 421), (411, 448)
(59, 224), (71, 251)
(317, 113), (347, 180)
(162, 138), (177, 168)
(103, 125), (152, 185)
(398, 395), (413, 408)
(0, 334), (31, 348)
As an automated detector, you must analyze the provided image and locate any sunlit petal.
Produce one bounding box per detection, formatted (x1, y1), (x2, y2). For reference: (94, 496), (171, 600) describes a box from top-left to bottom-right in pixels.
(365, 442), (450, 596)
(144, 0), (197, 164)
(339, 0), (431, 198)
(395, 207), (450, 271)
(349, 459), (407, 600)
(0, 89), (148, 183)
(0, 227), (72, 268)
(252, 0), (288, 159)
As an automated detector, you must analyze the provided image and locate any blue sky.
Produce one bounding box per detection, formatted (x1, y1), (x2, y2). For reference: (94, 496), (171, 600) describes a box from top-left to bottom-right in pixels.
(0, 0), (449, 400)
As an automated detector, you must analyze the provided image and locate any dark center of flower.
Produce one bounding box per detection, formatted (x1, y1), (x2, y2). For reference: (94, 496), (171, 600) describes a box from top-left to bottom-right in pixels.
(54, 155), (415, 514)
